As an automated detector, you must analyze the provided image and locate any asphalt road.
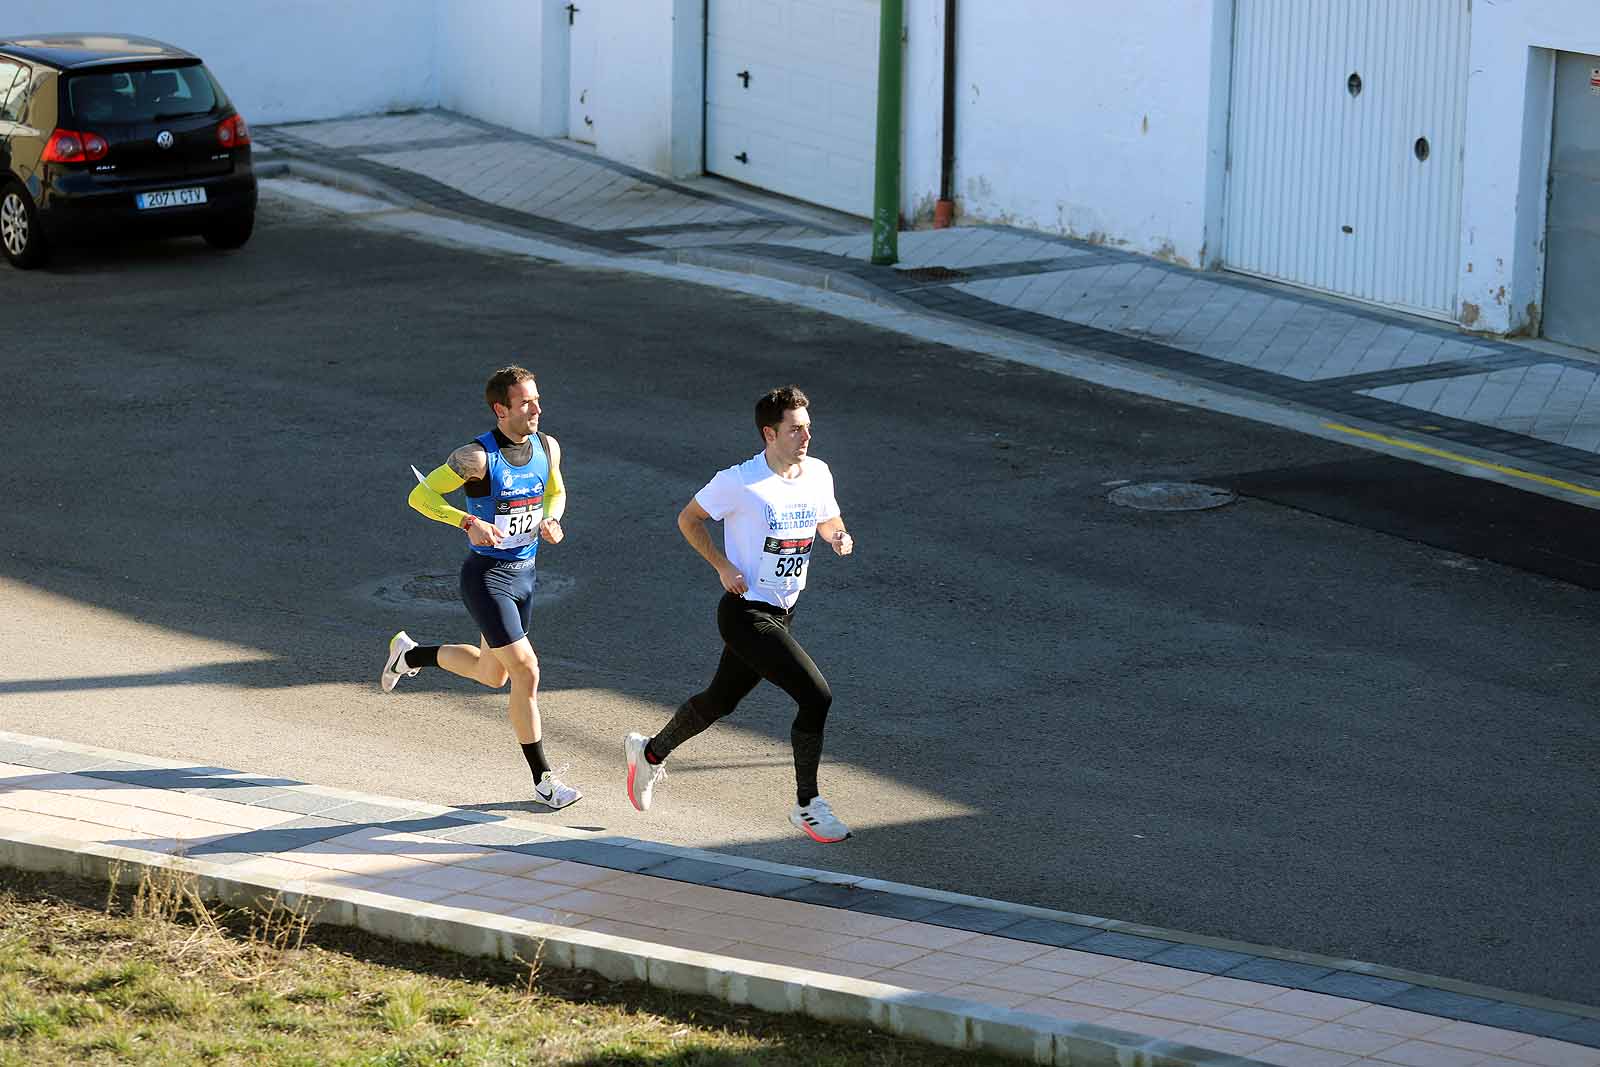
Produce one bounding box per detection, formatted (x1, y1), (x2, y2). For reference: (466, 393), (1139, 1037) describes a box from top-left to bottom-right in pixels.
(3, 188), (1597, 1005)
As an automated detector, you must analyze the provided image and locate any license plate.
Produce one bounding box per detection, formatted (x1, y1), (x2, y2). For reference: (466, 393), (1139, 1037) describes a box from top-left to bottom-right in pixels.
(136, 188), (207, 210)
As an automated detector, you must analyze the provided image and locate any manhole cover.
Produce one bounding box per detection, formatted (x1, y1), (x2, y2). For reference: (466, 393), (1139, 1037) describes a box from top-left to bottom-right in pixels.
(1107, 482), (1236, 512)
(355, 572), (578, 611)
(401, 574), (458, 603)
(895, 265), (971, 283)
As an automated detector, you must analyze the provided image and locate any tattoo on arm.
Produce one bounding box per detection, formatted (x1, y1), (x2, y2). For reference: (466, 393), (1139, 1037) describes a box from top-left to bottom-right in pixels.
(447, 443), (486, 482)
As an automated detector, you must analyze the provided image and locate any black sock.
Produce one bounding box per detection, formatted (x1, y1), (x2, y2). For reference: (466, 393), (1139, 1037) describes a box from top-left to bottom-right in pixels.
(644, 739), (663, 765)
(521, 740), (551, 785)
(403, 645), (439, 669)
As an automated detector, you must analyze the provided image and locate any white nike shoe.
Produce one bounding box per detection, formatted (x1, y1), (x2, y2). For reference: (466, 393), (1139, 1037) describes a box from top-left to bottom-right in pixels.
(624, 732), (667, 812)
(789, 796), (851, 843)
(380, 630), (419, 693)
(532, 772), (582, 810)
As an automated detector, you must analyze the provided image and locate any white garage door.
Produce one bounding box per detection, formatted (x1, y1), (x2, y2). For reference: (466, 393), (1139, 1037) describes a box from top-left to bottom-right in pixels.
(706, 0), (879, 217)
(1225, 0), (1470, 319)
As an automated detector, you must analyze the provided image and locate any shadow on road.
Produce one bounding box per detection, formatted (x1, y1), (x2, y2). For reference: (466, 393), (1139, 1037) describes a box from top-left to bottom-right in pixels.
(3, 192), (1598, 1005)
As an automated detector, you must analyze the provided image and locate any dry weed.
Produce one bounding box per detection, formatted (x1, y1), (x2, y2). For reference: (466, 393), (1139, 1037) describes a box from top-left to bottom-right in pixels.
(120, 864), (317, 987)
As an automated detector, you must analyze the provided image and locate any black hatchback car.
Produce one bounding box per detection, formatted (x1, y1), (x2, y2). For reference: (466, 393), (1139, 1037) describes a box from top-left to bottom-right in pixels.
(0, 33), (257, 268)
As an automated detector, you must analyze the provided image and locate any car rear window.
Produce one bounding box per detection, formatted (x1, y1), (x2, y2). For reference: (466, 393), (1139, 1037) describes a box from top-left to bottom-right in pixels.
(66, 64), (225, 124)
(0, 61), (28, 122)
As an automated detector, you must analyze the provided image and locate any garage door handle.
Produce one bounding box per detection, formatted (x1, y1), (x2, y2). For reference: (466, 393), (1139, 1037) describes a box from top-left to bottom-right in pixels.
(737, 70), (751, 88)
(734, 152), (748, 164)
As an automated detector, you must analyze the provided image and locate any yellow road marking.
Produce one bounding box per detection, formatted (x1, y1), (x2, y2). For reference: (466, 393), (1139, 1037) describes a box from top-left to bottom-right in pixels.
(1323, 422), (1600, 500)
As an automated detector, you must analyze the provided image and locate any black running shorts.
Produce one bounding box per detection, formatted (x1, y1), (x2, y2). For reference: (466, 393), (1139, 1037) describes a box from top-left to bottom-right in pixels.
(459, 553), (537, 649)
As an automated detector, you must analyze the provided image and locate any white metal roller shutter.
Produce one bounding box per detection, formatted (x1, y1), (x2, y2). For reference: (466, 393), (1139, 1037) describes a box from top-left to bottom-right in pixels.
(705, 0), (879, 216)
(1225, 0), (1470, 319)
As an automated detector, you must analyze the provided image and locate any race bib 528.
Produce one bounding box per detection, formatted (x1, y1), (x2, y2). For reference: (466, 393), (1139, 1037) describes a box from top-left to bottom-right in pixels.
(757, 535), (812, 590)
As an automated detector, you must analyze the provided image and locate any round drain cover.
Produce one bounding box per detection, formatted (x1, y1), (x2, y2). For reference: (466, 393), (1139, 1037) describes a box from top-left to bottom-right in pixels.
(401, 573), (459, 603)
(1107, 482), (1236, 512)
(355, 572), (578, 611)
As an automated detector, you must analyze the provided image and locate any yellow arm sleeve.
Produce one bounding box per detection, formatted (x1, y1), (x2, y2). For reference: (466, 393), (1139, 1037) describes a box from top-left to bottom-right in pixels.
(543, 454), (566, 521)
(408, 464), (469, 528)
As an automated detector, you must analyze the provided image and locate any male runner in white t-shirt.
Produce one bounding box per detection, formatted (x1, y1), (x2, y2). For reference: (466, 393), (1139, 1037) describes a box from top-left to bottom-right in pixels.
(623, 385), (856, 842)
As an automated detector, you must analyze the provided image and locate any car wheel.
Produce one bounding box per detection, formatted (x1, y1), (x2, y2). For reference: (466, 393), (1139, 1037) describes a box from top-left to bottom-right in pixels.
(202, 209), (254, 251)
(0, 182), (50, 269)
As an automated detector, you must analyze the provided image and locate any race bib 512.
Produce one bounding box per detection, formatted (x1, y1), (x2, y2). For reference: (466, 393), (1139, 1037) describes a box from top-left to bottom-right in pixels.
(493, 495), (543, 548)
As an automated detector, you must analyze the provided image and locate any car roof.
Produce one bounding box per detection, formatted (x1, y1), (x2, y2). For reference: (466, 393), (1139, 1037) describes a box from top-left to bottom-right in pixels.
(0, 33), (199, 70)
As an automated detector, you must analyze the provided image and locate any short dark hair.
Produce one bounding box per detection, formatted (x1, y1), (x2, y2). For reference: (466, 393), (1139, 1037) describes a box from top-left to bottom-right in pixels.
(755, 385), (809, 443)
(485, 365), (536, 412)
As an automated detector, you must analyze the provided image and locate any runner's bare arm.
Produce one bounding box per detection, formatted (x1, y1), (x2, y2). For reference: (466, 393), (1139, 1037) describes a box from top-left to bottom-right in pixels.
(539, 435), (565, 544)
(817, 516), (854, 556)
(678, 498), (747, 594)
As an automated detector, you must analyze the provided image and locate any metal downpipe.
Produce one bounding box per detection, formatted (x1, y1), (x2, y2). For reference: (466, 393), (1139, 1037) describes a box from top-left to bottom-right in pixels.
(935, 0), (956, 228)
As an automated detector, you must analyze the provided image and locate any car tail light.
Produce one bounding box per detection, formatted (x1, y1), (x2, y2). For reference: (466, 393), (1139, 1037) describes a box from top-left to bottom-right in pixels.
(217, 114), (251, 148)
(41, 128), (109, 163)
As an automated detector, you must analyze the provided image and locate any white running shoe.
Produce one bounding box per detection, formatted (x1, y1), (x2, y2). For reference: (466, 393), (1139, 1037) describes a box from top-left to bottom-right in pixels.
(624, 732), (667, 812)
(532, 772), (582, 810)
(380, 630), (419, 693)
(789, 796), (851, 843)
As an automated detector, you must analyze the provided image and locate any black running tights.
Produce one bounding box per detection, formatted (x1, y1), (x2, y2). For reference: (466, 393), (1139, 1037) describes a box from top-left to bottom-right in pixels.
(651, 593), (833, 803)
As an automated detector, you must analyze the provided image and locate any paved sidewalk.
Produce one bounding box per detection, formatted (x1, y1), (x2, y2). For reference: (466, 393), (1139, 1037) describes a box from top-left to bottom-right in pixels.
(254, 109), (1600, 508)
(2, 731), (1597, 1067)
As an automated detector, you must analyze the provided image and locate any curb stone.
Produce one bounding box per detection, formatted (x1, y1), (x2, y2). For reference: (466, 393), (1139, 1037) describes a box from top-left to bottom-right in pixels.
(0, 829), (1267, 1067)
(3, 728), (1596, 1035)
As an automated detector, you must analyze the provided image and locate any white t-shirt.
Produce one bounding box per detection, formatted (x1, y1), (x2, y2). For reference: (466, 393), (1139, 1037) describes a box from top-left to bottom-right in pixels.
(695, 452), (841, 610)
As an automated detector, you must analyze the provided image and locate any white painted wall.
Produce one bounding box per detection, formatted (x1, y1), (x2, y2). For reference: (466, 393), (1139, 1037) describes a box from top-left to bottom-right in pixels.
(595, 0), (703, 178)
(436, 0), (568, 138)
(25, 1), (1600, 340)
(906, 0), (1227, 267)
(910, 0), (1599, 331)
(1460, 0), (1600, 335)
(665, 0), (706, 178)
(902, 0), (945, 226)
(3, 1), (437, 124)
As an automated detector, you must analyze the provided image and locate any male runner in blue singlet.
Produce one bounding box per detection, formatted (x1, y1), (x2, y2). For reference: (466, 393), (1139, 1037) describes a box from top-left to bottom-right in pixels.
(380, 365), (580, 809)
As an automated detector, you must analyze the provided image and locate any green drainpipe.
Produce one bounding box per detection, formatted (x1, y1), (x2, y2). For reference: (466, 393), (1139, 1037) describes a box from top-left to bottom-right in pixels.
(871, 0), (904, 265)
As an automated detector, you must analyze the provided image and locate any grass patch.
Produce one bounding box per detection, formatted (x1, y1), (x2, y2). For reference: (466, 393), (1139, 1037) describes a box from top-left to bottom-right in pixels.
(0, 866), (1020, 1065)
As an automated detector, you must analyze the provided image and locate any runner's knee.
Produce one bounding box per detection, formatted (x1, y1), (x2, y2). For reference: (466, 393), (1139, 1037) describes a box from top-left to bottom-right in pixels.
(793, 681), (832, 734)
(504, 659), (539, 690)
(695, 681), (743, 720)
